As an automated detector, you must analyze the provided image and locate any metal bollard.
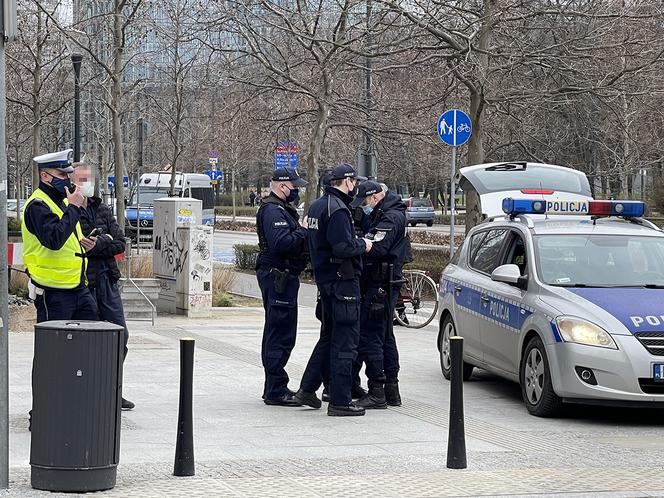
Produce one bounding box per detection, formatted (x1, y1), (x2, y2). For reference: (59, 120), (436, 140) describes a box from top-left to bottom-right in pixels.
(173, 338), (195, 477)
(446, 336), (467, 469)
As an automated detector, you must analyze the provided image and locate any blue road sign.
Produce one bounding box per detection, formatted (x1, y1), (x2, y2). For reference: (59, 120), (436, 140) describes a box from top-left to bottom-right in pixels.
(107, 176), (129, 189)
(274, 141), (298, 169)
(204, 170), (224, 182)
(437, 109), (472, 147)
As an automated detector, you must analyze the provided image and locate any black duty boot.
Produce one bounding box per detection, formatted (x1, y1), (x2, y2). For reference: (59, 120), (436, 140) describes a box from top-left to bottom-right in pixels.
(384, 382), (402, 407)
(327, 403), (366, 417)
(355, 380), (387, 409)
(351, 384), (367, 399)
(294, 389), (322, 409)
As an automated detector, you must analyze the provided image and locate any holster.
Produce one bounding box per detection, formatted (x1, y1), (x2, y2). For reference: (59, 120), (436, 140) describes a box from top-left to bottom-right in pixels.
(270, 268), (290, 294)
(331, 258), (354, 280)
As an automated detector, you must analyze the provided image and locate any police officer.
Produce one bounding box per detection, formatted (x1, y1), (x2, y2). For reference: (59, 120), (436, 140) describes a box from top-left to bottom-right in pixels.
(294, 163), (373, 416)
(351, 181), (407, 408)
(256, 167), (309, 406)
(21, 149), (98, 322)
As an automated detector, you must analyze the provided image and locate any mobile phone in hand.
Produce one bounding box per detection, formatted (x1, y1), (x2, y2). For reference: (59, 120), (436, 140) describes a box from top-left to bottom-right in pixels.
(88, 227), (102, 237)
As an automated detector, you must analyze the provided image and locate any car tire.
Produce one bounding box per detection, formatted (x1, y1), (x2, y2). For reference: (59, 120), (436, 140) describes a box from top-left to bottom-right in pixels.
(439, 315), (474, 381)
(519, 336), (563, 417)
(426, 220), (433, 227)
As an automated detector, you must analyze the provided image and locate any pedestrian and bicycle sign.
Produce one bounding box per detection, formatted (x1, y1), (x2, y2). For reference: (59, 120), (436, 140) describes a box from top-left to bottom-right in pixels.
(107, 176), (129, 189)
(437, 109), (472, 147)
(437, 108), (472, 260)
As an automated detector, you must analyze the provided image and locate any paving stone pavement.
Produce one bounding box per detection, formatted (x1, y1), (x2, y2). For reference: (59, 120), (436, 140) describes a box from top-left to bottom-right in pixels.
(3, 308), (664, 497)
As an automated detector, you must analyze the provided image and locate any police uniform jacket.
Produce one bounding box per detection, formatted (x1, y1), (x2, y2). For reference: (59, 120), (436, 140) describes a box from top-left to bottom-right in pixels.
(23, 182), (86, 290)
(308, 186), (366, 284)
(256, 192), (308, 274)
(363, 192), (408, 283)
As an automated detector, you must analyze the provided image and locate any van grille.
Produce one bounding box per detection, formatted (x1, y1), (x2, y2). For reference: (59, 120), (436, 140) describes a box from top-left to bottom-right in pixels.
(634, 332), (664, 356)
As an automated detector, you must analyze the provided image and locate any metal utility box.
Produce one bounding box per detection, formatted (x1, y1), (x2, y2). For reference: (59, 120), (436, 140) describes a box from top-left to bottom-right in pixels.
(30, 320), (125, 492)
(153, 198), (213, 317)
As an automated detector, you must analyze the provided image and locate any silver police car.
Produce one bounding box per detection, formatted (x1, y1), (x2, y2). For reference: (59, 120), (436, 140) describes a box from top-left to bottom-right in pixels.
(438, 198), (664, 416)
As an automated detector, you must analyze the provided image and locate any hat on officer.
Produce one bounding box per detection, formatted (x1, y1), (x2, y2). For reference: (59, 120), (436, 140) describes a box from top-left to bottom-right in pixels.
(272, 166), (308, 187)
(329, 163), (367, 182)
(33, 149), (74, 174)
(350, 180), (382, 207)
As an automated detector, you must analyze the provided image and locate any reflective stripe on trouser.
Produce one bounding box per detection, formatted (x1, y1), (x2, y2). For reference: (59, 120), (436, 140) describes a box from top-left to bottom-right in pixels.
(301, 279), (360, 406)
(257, 268), (299, 399)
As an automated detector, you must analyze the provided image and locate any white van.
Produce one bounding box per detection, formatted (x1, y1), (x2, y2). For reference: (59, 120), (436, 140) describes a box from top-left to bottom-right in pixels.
(126, 172), (215, 233)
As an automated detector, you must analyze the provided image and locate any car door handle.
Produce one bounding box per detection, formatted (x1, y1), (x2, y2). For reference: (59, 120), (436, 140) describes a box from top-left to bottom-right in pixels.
(480, 295), (490, 304)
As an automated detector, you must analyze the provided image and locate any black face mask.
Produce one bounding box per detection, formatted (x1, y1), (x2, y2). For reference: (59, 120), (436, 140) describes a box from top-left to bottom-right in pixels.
(285, 187), (299, 204)
(46, 172), (72, 196)
(347, 179), (358, 198)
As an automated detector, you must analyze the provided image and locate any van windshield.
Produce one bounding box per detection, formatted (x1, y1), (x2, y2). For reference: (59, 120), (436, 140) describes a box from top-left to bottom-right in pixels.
(535, 234), (664, 287)
(130, 187), (178, 206)
(462, 164), (591, 196)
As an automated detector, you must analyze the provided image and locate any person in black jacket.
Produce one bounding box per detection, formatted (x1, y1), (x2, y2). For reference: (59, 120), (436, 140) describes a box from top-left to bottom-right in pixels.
(72, 164), (134, 411)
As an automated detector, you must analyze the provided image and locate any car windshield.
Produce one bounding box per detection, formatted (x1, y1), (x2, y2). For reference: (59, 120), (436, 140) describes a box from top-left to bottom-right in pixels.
(535, 234), (664, 287)
(129, 188), (177, 206)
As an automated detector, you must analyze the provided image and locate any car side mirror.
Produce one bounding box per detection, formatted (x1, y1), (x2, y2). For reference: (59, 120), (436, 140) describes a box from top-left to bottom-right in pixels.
(124, 198), (128, 206)
(491, 264), (527, 290)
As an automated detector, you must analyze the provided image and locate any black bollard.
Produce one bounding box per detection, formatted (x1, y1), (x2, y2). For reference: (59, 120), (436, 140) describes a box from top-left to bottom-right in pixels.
(446, 336), (467, 469)
(173, 337), (195, 477)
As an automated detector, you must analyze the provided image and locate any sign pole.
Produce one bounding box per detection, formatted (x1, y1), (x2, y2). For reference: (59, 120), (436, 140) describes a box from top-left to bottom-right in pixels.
(450, 146), (456, 258)
(437, 108), (471, 260)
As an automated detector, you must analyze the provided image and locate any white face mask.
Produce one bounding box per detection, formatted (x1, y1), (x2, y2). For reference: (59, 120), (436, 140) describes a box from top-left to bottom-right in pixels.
(79, 181), (95, 198)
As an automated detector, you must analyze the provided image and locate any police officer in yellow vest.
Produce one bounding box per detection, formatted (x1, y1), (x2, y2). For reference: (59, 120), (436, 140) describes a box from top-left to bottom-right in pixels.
(21, 149), (99, 322)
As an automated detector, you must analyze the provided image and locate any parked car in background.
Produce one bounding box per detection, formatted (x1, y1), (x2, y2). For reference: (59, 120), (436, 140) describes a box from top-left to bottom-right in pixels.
(6, 199), (18, 218)
(405, 197), (435, 226)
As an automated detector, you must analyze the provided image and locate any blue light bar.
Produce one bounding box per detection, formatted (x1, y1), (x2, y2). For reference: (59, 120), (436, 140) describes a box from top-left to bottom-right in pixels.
(502, 198), (546, 215)
(502, 198), (646, 218)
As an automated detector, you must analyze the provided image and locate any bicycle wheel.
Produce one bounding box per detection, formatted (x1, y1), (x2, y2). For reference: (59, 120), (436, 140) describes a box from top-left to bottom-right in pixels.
(394, 270), (439, 328)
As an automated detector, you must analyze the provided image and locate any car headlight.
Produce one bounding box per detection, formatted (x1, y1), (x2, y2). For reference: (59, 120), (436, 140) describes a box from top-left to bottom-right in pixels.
(555, 316), (618, 349)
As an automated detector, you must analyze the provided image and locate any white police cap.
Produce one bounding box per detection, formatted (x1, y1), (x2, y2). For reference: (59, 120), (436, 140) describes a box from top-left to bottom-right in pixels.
(33, 149), (74, 173)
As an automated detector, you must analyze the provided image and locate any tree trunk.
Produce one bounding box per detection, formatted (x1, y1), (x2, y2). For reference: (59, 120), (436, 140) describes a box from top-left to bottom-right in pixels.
(303, 102), (329, 210)
(463, 0), (496, 234)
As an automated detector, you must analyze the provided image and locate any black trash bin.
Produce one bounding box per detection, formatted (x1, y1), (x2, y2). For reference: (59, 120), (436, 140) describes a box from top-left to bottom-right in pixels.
(30, 320), (125, 492)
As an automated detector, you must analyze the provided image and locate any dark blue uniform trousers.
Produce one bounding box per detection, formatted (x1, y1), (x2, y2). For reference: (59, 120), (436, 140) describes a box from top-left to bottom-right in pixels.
(257, 268), (300, 399)
(354, 283), (402, 383)
(92, 272), (129, 359)
(357, 284), (387, 381)
(301, 279), (361, 406)
(35, 286), (98, 323)
(384, 286), (401, 382)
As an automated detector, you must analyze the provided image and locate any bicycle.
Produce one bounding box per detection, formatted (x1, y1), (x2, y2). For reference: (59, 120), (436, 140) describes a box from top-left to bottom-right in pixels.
(457, 123), (471, 133)
(394, 269), (439, 328)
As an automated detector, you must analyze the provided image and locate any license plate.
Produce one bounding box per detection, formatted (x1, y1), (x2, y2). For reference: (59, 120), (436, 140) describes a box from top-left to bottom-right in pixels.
(654, 364), (664, 382)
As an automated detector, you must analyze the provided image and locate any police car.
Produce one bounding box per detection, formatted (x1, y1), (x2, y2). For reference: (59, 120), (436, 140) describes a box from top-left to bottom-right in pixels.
(438, 198), (664, 416)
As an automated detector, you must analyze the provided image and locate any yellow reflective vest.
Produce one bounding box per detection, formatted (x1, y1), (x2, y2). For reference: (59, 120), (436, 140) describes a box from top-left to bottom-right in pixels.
(21, 188), (86, 289)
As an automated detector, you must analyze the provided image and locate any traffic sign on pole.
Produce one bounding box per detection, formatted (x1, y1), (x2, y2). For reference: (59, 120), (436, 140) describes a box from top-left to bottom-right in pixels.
(437, 109), (472, 147)
(437, 109), (473, 258)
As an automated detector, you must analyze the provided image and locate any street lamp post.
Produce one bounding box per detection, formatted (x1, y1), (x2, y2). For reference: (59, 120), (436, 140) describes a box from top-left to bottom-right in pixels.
(71, 54), (83, 162)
